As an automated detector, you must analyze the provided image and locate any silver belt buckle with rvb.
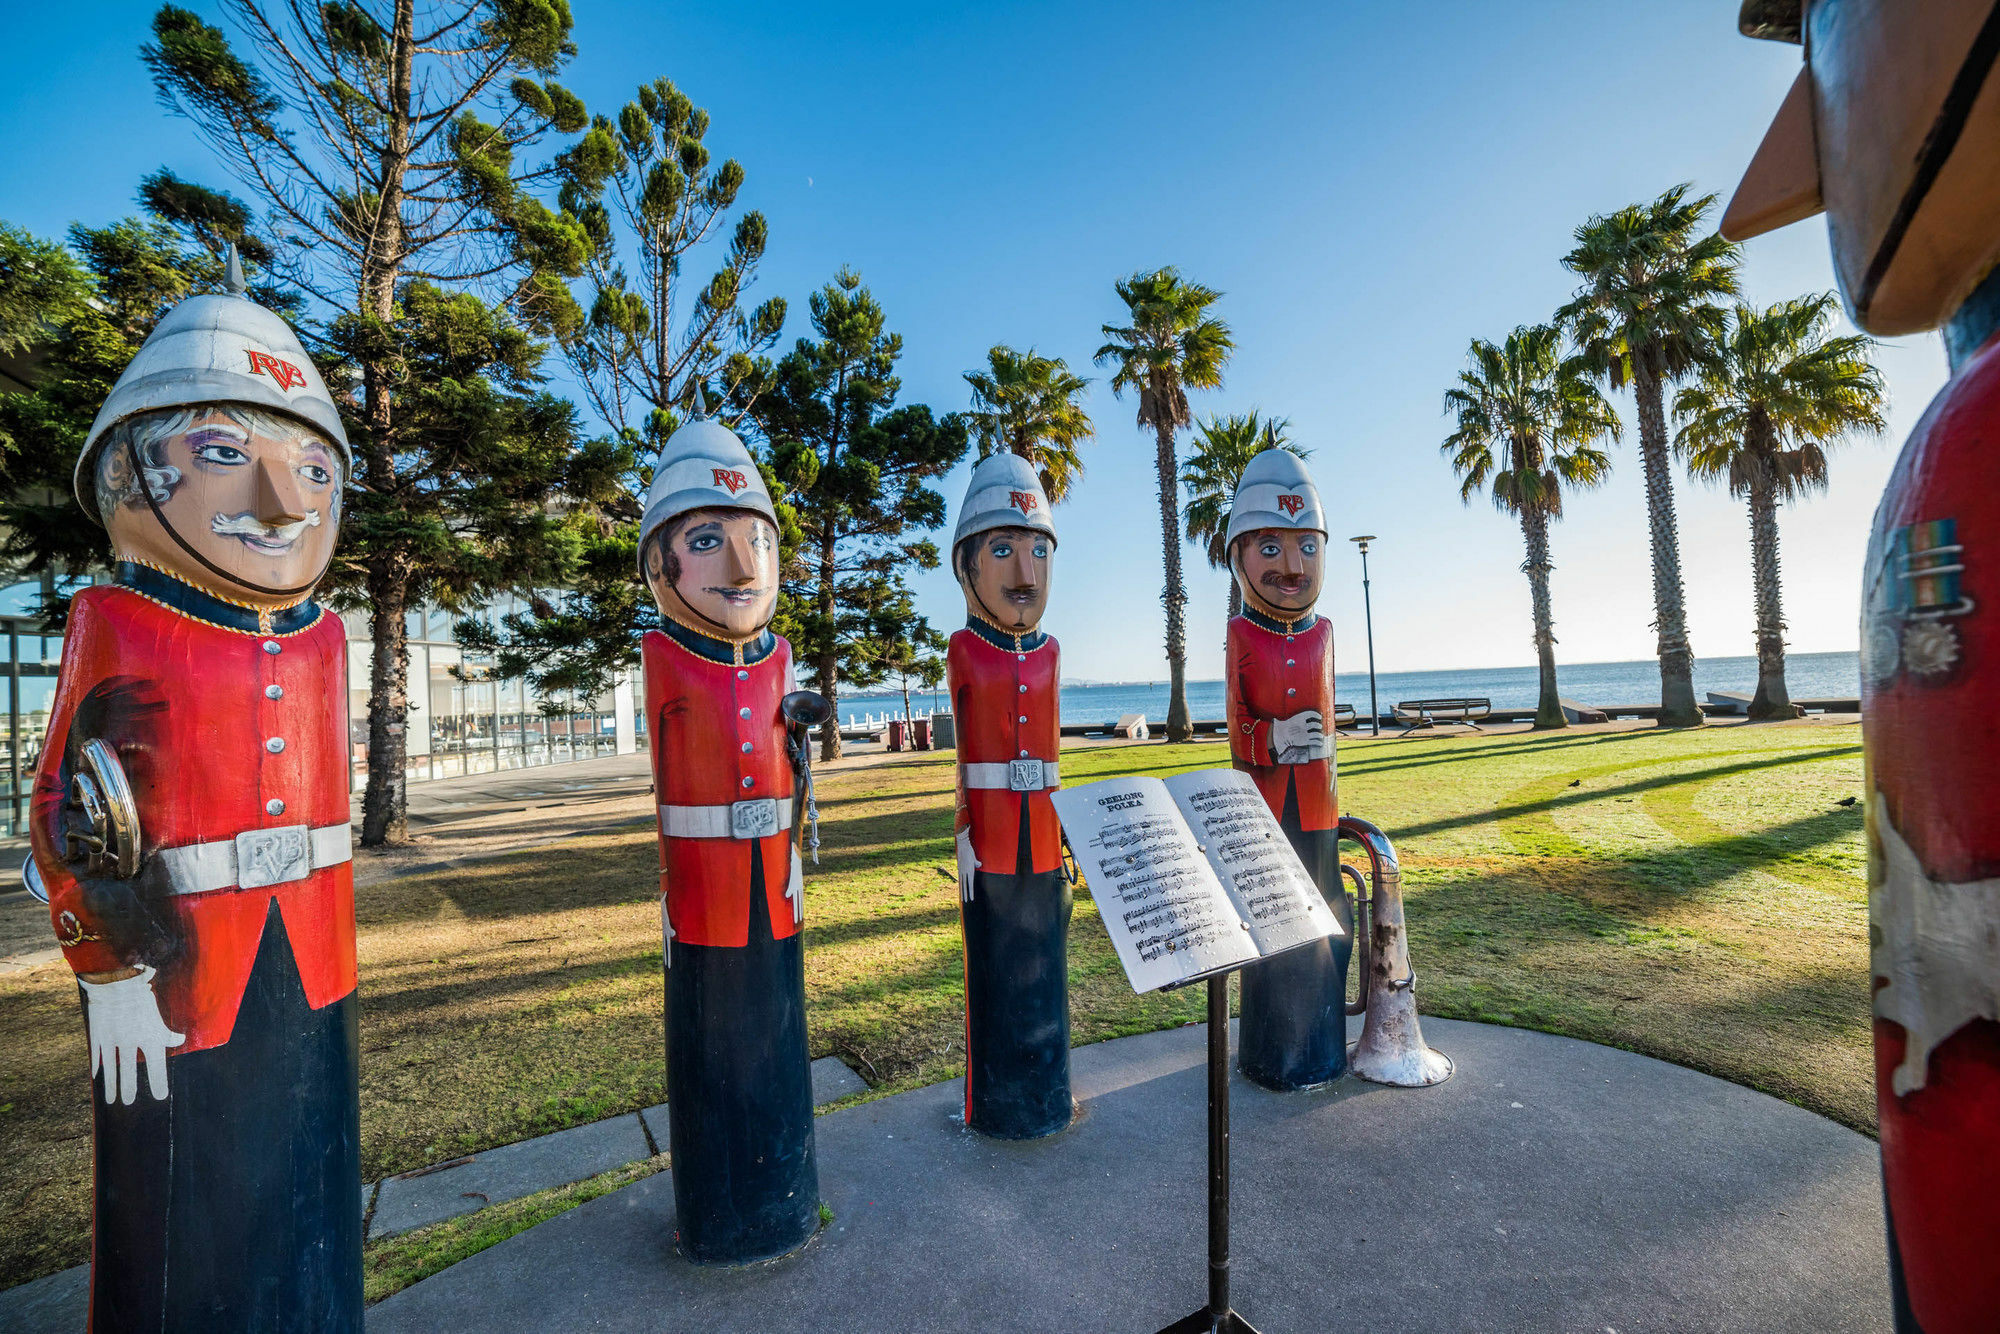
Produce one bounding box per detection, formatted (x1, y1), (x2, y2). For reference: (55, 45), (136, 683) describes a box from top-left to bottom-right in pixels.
(236, 824), (312, 889)
(1008, 759), (1043, 792)
(730, 798), (780, 839)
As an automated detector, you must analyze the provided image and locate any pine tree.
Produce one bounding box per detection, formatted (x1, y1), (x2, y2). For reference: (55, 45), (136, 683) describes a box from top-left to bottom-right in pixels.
(143, 1), (604, 843)
(741, 268), (969, 759)
(458, 76), (790, 705)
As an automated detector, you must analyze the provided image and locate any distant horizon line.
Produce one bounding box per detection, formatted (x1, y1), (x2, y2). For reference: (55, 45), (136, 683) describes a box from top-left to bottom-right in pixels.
(837, 647), (1860, 696)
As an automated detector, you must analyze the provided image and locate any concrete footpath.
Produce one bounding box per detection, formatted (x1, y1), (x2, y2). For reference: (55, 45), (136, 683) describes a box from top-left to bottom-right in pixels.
(372, 1016), (1891, 1334)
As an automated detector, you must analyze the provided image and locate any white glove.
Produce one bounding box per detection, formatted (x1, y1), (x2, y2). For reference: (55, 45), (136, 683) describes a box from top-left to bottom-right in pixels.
(79, 965), (183, 1105)
(1272, 710), (1328, 763)
(955, 828), (979, 903)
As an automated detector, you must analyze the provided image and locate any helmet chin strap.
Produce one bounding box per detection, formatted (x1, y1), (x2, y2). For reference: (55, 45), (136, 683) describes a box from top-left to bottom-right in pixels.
(127, 435), (323, 601)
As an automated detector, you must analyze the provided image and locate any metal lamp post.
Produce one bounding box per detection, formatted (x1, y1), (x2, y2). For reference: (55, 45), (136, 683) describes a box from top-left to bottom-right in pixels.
(1350, 535), (1380, 736)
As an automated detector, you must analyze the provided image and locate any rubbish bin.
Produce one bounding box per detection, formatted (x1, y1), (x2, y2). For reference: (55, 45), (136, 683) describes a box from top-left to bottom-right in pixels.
(887, 718), (907, 752)
(912, 718), (932, 750)
(931, 713), (955, 749)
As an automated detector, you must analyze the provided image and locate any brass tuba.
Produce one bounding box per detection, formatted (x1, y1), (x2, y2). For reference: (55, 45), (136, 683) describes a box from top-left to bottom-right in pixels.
(1337, 816), (1452, 1087)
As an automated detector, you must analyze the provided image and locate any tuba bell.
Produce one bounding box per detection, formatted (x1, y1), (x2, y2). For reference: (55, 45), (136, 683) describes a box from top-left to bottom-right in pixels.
(1337, 815), (1452, 1087)
(67, 738), (143, 880)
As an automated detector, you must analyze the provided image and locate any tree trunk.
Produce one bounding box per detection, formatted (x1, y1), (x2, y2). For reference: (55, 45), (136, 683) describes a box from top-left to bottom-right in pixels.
(1154, 416), (1191, 742)
(355, 0), (417, 846)
(816, 525), (842, 761)
(359, 565), (411, 844)
(1746, 477), (1798, 720)
(1630, 358), (1701, 726)
(1520, 507), (1566, 730)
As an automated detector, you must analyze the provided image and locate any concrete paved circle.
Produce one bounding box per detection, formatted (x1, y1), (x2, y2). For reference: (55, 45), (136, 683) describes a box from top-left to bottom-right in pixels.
(372, 1017), (1890, 1333)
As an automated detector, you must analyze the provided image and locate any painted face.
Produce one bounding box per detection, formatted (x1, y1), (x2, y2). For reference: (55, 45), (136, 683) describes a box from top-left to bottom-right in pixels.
(1235, 528), (1324, 620)
(104, 407), (342, 604)
(644, 508), (779, 640)
(959, 525), (1053, 634)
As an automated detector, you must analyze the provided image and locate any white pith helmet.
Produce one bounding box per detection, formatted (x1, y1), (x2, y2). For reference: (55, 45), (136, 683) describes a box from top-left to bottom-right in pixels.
(75, 247), (351, 523)
(951, 451), (1056, 551)
(637, 417), (778, 569)
(1224, 449), (1325, 550)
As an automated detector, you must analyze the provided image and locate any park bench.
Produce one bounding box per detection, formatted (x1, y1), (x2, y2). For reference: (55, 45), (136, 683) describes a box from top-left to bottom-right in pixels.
(1392, 697), (1490, 732)
(1331, 702), (1357, 728)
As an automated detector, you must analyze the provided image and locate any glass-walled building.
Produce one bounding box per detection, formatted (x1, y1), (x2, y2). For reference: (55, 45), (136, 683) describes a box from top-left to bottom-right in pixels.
(0, 579), (638, 839)
(342, 591), (637, 787)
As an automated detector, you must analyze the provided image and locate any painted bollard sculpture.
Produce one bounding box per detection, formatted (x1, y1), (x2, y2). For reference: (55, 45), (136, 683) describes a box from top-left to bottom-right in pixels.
(640, 419), (824, 1263)
(1725, 4), (2000, 1329)
(28, 251), (362, 1332)
(1224, 450), (1353, 1090)
(948, 453), (1074, 1138)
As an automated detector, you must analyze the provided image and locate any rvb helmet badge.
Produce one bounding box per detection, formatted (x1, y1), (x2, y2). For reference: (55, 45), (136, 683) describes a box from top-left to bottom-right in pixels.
(245, 349), (307, 392)
(712, 468), (749, 495)
(1278, 494), (1305, 518)
(952, 452), (1057, 550)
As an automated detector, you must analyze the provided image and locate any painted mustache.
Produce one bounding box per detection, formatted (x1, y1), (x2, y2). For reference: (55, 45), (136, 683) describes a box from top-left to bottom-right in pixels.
(702, 585), (771, 604)
(211, 509), (322, 551)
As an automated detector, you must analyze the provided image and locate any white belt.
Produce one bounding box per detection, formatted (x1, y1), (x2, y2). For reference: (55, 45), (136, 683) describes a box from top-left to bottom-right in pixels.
(962, 759), (1060, 792)
(659, 797), (794, 840)
(158, 823), (354, 896)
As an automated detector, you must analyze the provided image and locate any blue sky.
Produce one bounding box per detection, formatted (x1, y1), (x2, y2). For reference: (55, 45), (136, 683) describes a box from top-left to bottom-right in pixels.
(0, 2), (1949, 684)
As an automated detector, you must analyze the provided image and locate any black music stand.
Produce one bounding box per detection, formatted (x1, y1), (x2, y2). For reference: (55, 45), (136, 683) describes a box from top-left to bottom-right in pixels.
(1156, 971), (1262, 1334)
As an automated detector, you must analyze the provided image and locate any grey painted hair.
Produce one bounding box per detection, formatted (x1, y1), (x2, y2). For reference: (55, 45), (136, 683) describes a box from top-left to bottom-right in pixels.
(94, 404), (345, 528)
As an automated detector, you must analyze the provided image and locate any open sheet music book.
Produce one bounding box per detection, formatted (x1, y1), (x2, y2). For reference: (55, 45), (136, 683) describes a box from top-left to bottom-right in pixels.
(1051, 768), (1343, 994)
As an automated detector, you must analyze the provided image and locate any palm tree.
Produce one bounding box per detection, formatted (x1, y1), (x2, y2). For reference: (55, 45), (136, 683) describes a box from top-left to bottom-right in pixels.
(1559, 183), (1740, 727)
(1183, 413), (1310, 624)
(1674, 294), (1885, 719)
(1096, 268), (1233, 742)
(962, 345), (1094, 502)
(1442, 324), (1619, 729)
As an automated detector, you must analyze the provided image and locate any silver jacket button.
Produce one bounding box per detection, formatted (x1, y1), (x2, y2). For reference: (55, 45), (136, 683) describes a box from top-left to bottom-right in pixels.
(265, 738), (286, 754)
(265, 684), (284, 700)
(263, 640), (282, 655)
(266, 798), (286, 815)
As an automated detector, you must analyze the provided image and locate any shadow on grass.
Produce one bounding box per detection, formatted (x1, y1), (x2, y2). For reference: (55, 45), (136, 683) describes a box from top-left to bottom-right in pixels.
(1381, 745), (1861, 844)
(1338, 728), (1668, 776)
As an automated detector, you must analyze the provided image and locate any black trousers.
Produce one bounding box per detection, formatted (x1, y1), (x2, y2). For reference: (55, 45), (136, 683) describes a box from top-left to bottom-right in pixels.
(961, 801), (1074, 1139)
(664, 840), (819, 1265)
(1237, 783), (1354, 1091)
(88, 899), (362, 1334)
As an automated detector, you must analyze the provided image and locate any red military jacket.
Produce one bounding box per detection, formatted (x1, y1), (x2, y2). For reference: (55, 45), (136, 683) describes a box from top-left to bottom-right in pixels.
(1227, 609), (1337, 832)
(31, 565), (355, 1056)
(643, 622), (801, 947)
(1861, 319), (2000, 1334)
(949, 619), (1062, 876)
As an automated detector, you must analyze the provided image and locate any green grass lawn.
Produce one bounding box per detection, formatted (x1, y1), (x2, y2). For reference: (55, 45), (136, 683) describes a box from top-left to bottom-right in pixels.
(0, 718), (1869, 1297)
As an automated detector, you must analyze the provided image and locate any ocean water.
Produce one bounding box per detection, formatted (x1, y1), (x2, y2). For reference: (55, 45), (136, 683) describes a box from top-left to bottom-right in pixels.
(841, 650), (1860, 725)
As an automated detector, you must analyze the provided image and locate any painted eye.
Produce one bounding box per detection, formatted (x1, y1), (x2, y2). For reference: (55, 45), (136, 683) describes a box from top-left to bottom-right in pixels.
(1032, 544), (1049, 559)
(991, 543), (1013, 558)
(1260, 543), (1281, 558)
(687, 533), (722, 553)
(301, 465), (332, 486)
(1301, 540), (1318, 555)
(192, 442), (249, 466)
